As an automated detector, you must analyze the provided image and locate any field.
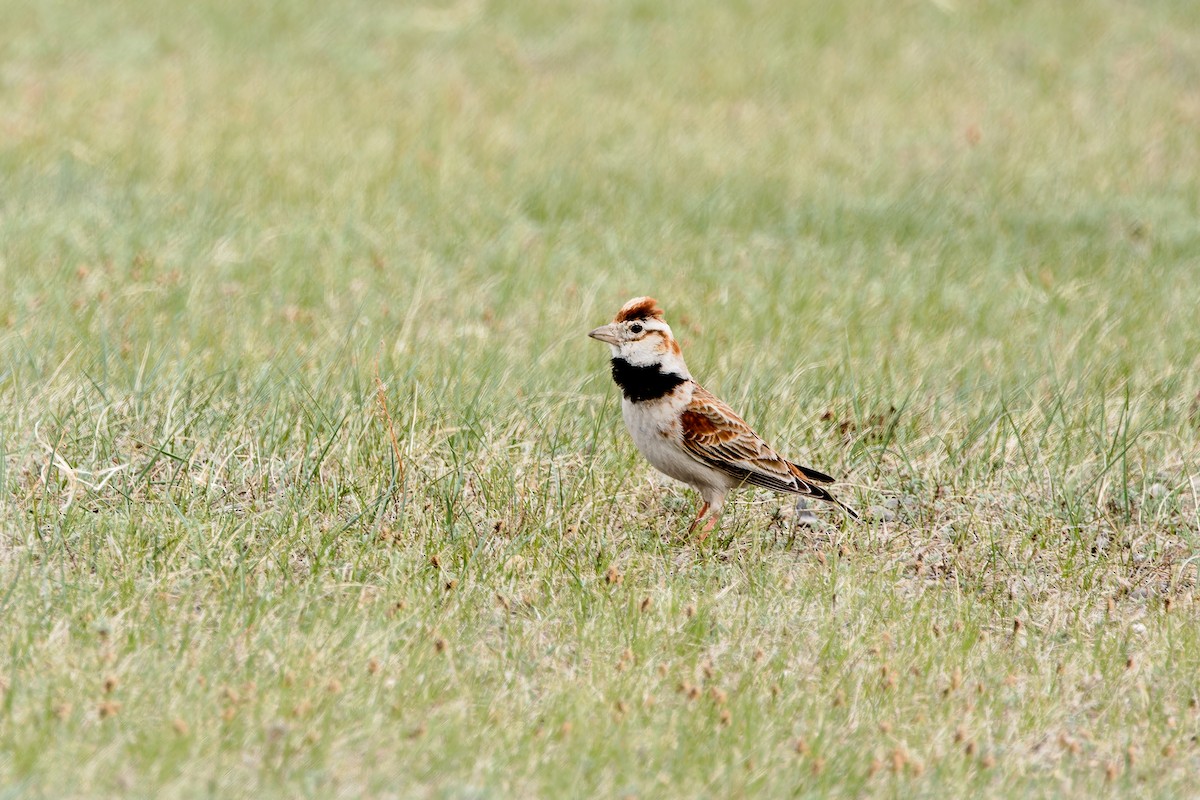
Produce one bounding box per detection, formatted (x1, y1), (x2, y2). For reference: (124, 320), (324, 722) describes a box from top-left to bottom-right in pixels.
(2, 0), (1200, 796)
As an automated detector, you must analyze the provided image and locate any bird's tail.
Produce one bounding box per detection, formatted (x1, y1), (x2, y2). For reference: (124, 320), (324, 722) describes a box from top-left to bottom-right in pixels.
(830, 494), (860, 521)
(788, 461), (835, 485)
(788, 461), (859, 521)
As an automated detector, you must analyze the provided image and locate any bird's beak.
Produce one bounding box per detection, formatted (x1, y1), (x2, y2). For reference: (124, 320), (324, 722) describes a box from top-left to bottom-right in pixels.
(587, 324), (621, 346)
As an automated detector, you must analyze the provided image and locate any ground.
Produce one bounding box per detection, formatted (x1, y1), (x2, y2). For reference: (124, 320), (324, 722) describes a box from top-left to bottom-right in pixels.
(2, 0), (1199, 797)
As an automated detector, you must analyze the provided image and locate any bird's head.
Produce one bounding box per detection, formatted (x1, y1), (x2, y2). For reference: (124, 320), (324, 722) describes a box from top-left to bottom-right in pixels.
(588, 296), (689, 375)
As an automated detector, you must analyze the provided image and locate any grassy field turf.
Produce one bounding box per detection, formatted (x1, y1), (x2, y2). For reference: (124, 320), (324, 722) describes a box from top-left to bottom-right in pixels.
(2, 0), (1200, 796)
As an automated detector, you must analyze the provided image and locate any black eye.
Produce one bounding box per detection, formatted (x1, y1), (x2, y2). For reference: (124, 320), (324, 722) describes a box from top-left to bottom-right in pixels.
(630, 323), (644, 334)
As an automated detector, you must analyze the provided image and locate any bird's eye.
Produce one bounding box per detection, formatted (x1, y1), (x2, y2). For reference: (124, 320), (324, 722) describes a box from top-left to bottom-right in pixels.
(630, 323), (644, 334)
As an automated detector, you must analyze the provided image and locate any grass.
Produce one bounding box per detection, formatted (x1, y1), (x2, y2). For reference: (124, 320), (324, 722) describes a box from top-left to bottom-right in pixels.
(2, 0), (1200, 796)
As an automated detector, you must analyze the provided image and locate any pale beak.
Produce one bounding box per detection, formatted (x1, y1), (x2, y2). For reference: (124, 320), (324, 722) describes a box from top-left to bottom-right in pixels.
(587, 324), (621, 346)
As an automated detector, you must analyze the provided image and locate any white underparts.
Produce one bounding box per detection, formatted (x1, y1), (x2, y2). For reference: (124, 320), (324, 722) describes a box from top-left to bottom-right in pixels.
(621, 381), (736, 512)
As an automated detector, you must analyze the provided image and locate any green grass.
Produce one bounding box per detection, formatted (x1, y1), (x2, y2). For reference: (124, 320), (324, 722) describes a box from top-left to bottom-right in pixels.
(2, 0), (1200, 796)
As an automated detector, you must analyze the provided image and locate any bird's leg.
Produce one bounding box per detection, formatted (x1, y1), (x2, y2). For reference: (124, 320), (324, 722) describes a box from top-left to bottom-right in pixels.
(687, 501), (711, 535)
(693, 509), (723, 544)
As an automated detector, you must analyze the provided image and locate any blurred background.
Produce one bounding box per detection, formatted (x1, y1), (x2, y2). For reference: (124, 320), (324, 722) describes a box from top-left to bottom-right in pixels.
(4, 0), (1197, 405)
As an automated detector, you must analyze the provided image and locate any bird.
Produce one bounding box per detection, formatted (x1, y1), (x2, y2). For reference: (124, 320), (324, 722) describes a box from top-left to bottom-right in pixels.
(588, 296), (858, 539)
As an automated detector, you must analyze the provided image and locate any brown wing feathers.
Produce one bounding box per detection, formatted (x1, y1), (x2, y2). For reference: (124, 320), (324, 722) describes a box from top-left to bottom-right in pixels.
(680, 388), (824, 495)
(680, 386), (859, 518)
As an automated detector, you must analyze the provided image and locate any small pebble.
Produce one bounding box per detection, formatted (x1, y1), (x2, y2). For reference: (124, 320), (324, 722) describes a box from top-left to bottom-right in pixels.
(794, 499), (819, 527)
(870, 506), (896, 523)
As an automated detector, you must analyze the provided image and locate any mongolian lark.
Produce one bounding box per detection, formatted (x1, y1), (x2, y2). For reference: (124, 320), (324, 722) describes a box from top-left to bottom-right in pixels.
(589, 296), (857, 539)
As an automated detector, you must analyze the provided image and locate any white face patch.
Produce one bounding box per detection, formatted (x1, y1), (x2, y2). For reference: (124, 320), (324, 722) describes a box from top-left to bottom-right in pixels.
(611, 320), (689, 377)
(616, 322), (669, 365)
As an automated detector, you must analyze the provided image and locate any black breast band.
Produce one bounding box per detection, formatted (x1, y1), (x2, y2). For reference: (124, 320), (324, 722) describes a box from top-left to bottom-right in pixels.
(610, 358), (687, 402)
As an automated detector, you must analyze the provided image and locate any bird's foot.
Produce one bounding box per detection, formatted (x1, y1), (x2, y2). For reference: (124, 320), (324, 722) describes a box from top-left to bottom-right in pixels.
(692, 514), (720, 544)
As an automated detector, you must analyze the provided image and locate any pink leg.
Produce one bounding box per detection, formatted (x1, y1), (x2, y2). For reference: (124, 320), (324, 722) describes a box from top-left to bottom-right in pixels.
(687, 501), (711, 535)
(694, 509), (722, 543)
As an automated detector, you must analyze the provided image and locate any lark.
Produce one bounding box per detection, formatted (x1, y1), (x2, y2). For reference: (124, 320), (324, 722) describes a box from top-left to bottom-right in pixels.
(589, 297), (857, 538)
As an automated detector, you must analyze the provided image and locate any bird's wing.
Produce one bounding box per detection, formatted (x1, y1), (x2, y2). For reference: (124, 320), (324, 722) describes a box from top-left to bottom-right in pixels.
(679, 385), (833, 500)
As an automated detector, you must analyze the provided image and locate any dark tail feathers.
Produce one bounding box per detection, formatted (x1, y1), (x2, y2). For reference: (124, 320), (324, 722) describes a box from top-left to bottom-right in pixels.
(789, 461), (859, 521)
(789, 461), (835, 485)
